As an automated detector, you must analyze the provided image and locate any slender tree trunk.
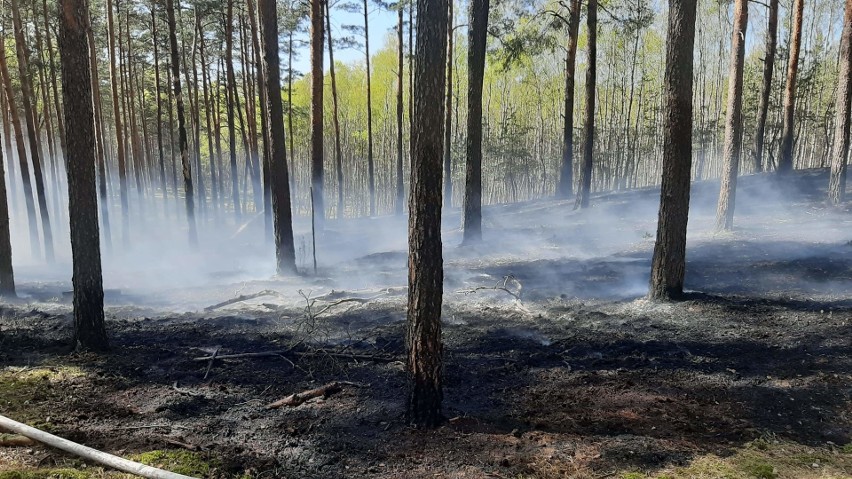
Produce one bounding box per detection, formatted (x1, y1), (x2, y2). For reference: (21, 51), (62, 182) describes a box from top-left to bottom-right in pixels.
(106, 0), (130, 244)
(259, 0), (297, 274)
(166, 0), (198, 244)
(462, 0), (489, 244)
(11, 0), (54, 261)
(225, 0), (241, 219)
(648, 0), (697, 300)
(198, 15), (220, 215)
(59, 0), (108, 351)
(715, 0), (748, 231)
(0, 45), (40, 258)
(407, 0), (448, 429)
(829, 0), (852, 204)
(152, 5), (169, 204)
(86, 17), (112, 251)
(558, 0), (581, 198)
(0, 95), (14, 297)
(753, 0), (778, 173)
(1, 87), (16, 212)
(288, 30), (295, 184)
(326, 0), (345, 218)
(44, 0), (67, 163)
(247, 0), (272, 235)
(778, 0), (804, 174)
(442, 0), (453, 208)
(364, 0), (376, 215)
(395, 3), (405, 215)
(310, 0), (326, 225)
(574, 0), (596, 210)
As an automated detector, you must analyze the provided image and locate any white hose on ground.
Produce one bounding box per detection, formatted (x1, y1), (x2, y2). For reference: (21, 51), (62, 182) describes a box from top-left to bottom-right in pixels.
(0, 414), (199, 479)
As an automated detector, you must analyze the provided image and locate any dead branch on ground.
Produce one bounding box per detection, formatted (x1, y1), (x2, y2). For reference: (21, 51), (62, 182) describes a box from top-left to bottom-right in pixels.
(266, 381), (367, 409)
(456, 275), (524, 301)
(204, 290), (278, 311)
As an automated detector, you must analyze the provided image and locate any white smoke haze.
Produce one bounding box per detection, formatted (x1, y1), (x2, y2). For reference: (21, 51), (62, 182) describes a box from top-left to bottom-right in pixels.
(5, 158), (849, 318)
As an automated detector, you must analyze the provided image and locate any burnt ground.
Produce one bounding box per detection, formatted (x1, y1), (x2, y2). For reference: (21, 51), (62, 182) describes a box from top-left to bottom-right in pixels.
(1, 169), (851, 478)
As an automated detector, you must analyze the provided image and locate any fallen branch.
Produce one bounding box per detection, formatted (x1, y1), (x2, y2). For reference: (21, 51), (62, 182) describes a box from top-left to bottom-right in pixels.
(456, 275), (523, 301)
(0, 414), (199, 479)
(266, 381), (366, 409)
(204, 290), (278, 311)
(202, 346), (221, 380)
(192, 349), (396, 363)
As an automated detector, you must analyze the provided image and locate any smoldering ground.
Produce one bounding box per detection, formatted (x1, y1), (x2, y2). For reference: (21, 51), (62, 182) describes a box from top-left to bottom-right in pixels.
(1, 168), (850, 478)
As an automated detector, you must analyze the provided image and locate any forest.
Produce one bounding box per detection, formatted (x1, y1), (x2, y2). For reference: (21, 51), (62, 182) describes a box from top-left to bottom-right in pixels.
(0, 0), (851, 476)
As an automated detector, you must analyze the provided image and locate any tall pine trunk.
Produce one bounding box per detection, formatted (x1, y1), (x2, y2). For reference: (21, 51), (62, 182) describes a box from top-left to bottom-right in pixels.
(829, 0), (852, 204)
(166, 0), (198, 244)
(225, 0), (241, 219)
(59, 0), (108, 351)
(752, 0), (778, 173)
(462, 0), (488, 244)
(364, 0), (376, 216)
(259, 0), (298, 274)
(0, 93), (14, 297)
(106, 0), (130, 244)
(86, 17), (112, 251)
(0, 44), (40, 258)
(442, 0), (453, 208)
(407, 0), (448, 429)
(574, 0), (596, 210)
(11, 0), (54, 261)
(396, 3), (405, 215)
(648, 0), (697, 300)
(310, 0), (326, 225)
(326, 0), (345, 218)
(557, 0), (580, 198)
(778, 0), (804, 174)
(715, 0), (748, 231)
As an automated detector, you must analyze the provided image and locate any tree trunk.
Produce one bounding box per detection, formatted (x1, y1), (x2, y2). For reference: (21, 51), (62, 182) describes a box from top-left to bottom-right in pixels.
(829, 0), (852, 204)
(442, 0), (453, 208)
(396, 3), (405, 215)
(462, 0), (489, 244)
(11, 0), (55, 261)
(259, 0), (298, 274)
(364, 0), (376, 216)
(407, 0), (448, 429)
(166, 0), (198, 244)
(225, 0), (241, 219)
(715, 0), (748, 231)
(0, 95), (14, 297)
(326, 0), (345, 218)
(198, 12), (219, 215)
(247, 0), (272, 235)
(86, 16), (112, 251)
(752, 0), (778, 173)
(648, 0), (697, 300)
(574, 0), (596, 210)
(152, 5), (168, 203)
(778, 0), (804, 174)
(557, 0), (580, 198)
(59, 0), (108, 351)
(106, 0), (130, 244)
(0, 45), (40, 258)
(310, 0), (326, 225)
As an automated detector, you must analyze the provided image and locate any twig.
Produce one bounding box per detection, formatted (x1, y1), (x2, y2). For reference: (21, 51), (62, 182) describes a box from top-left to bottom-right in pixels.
(192, 349), (396, 363)
(266, 381), (367, 409)
(203, 346), (221, 380)
(116, 424), (189, 431)
(456, 275), (523, 301)
(203, 290), (278, 311)
(162, 438), (199, 451)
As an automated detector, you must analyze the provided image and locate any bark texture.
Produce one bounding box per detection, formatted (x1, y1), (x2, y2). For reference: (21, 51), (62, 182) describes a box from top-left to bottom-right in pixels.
(752, 0), (778, 173)
(715, 0), (748, 231)
(648, 0), (697, 301)
(407, 0), (448, 428)
(574, 0), (596, 210)
(778, 0), (804, 174)
(829, 0), (852, 204)
(462, 0), (489, 243)
(59, 0), (108, 351)
(259, 0), (297, 274)
(557, 0), (581, 198)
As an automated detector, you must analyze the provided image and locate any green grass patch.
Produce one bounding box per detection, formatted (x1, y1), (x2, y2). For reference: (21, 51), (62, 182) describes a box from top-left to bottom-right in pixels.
(0, 367), (85, 425)
(0, 468), (92, 479)
(131, 450), (217, 477)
